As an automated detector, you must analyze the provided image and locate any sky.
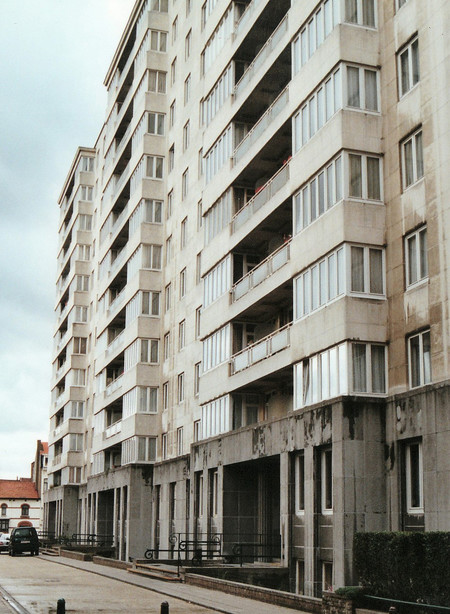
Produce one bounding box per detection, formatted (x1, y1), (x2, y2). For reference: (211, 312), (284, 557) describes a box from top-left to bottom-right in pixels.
(0, 0), (136, 480)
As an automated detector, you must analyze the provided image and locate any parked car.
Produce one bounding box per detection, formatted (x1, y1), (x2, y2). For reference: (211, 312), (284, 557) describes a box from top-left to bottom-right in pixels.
(0, 533), (10, 552)
(9, 527), (39, 556)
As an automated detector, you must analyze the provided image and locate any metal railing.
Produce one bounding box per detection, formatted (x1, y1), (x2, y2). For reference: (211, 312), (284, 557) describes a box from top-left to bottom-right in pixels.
(232, 240), (291, 302)
(230, 322), (291, 375)
(231, 160), (290, 233)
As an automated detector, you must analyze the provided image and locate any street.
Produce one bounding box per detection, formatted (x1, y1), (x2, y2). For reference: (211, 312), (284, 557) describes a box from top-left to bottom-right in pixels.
(0, 554), (216, 614)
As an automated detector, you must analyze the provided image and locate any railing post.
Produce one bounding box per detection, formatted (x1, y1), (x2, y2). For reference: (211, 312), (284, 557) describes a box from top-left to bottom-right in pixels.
(160, 602), (169, 614)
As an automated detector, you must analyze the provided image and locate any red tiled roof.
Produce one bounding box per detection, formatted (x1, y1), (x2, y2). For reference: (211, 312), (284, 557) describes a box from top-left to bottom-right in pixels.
(0, 479), (39, 499)
(40, 442), (49, 455)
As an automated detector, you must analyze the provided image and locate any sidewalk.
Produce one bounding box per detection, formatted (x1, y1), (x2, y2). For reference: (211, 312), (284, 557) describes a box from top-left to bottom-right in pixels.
(40, 555), (311, 614)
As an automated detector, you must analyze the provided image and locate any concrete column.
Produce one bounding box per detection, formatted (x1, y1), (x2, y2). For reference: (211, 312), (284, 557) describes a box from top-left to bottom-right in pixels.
(279, 452), (290, 566)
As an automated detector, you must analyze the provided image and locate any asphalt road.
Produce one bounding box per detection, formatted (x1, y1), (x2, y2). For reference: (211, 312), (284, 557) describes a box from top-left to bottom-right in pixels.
(0, 553), (218, 614)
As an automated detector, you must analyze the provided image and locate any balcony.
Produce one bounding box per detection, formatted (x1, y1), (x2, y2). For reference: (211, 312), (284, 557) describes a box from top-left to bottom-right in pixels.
(233, 86), (289, 165)
(230, 323), (291, 375)
(105, 374), (123, 398)
(232, 240), (291, 302)
(232, 160), (290, 233)
(104, 420), (122, 439)
(234, 14), (288, 99)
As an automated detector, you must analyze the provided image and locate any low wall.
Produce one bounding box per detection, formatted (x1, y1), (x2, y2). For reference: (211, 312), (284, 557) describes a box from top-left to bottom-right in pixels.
(186, 573), (321, 613)
(60, 549), (93, 561)
(93, 556), (132, 570)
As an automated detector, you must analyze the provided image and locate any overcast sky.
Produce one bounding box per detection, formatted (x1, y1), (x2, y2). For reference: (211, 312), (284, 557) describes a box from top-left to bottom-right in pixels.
(0, 0), (136, 479)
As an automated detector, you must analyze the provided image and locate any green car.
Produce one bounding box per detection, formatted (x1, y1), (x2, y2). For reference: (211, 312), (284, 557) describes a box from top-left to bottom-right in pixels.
(9, 527), (39, 556)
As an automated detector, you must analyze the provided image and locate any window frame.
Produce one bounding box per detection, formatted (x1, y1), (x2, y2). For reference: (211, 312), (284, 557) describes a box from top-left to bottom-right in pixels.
(401, 128), (424, 190)
(405, 226), (428, 288)
(404, 439), (424, 514)
(408, 329), (431, 388)
(397, 34), (419, 98)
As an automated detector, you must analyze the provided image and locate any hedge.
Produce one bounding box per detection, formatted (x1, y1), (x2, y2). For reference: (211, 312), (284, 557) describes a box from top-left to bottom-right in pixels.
(354, 532), (450, 607)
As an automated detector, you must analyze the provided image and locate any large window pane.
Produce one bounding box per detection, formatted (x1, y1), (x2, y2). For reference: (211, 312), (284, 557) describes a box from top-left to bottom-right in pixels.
(369, 248), (383, 294)
(351, 246), (365, 292)
(365, 69), (378, 111)
(345, 0), (358, 23)
(349, 154), (362, 198)
(404, 139), (414, 186)
(362, 0), (375, 27)
(352, 343), (366, 392)
(407, 234), (418, 284)
(415, 131), (424, 179)
(347, 66), (360, 107)
(400, 49), (410, 95)
(409, 334), (421, 387)
(371, 345), (385, 392)
(422, 331), (431, 384)
(367, 157), (381, 199)
(411, 38), (420, 86)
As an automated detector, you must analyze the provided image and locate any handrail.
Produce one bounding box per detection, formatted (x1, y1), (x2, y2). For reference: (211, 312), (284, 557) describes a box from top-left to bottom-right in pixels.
(233, 85), (289, 163)
(232, 239), (291, 301)
(230, 322), (292, 374)
(234, 15), (288, 98)
(231, 159), (290, 233)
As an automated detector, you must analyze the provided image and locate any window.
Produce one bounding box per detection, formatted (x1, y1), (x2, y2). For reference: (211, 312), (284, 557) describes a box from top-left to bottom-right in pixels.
(294, 155), (343, 233)
(21, 504), (30, 517)
(78, 244), (91, 260)
(148, 112), (165, 135)
(81, 156), (94, 172)
(151, 0), (168, 12)
(183, 121), (190, 151)
(72, 369), (86, 386)
(296, 453), (305, 513)
(145, 155), (164, 179)
(404, 440), (423, 512)
(141, 199), (163, 224)
(80, 185), (93, 201)
(205, 126), (233, 182)
(71, 401), (84, 418)
(75, 275), (89, 292)
(180, 217), (187, 248)
(398, 35), (419, 97)
(195, 307), (202, 338)
(210, 469), (219, 516)
(164, 333), (170, 360)
(166, 235), (172, 262)
(186, 0), (191, 15)
(162, 433), (168, 460)
(150, 29), (167, 52)
(203, 325), (231, 372)
(1, 504), (7, 516)
(352, 343), (386, 393)
(172, 16), (178, 42)
(142, 290), (160, 316)
(348, 153), (382, 200)
(346, 65), (378, 111)
(167, 190), (173, 219)
(74, 305), (88, 322)
(321, 448), (333, 512)
(78, 214), (92, 231)
(169, 145), (175, 172)
(184, 74), (191, 104)
(196, 252), (202, 284)
(170, 101), (176, 126)
(194, 420), (201, 442)
(163, 382), (169, 410)
(350, 246), (384, 295)
(197, 201), (203, 229)
(292, 0), (340, 72)
(408, 330), (431, 388)
(182, 168), (189, 199)
(405, 226), (427, 287)
(171, 57), (177, 84)
(179, 268), (187, 298)
(323, 562), (333, 592)
(137, 437), (157, 461)
(140, 339), (159, 363)
(142, 244), (162, 269)
(177, 427), (184, 455)
(344, 0), (376, 27)
(195, 472), (204, 517)
(73, 337), (87, 354)
(69, 433), (83, 451)
(148, 70), (167, 93)
(138, 387), (158, 413)
(194, 362), (201, 396)
(179, 319), (186, 349)
(185, 29), (192, 59)
(178, 372), (185, 403)
(165, 284), (171, 311)
(402, 128), (423, 189)
(203, 255), (232, 307)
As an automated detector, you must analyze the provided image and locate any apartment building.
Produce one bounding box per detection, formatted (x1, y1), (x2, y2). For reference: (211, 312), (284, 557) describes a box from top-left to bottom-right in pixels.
(45, 0), (450, 597)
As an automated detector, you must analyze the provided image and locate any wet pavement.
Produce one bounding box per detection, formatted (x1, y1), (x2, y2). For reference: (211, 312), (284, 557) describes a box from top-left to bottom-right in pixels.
(0, 553), (309, 614)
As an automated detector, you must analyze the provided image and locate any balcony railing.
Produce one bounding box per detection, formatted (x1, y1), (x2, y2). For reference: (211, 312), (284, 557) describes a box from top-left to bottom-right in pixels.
(105, 420), (122, 439)
(230, 323), (291, 375)
(234, 15), (288, 99)
(113, 161), (130, 199)
(232, 160), (290, 233)
(108, 287), (127, 315)
(105, 374), (123, 397)
(234, 0), (255, 39)
(233, 86), (289, 164)
(106, 330), (125, 356)
(232, 240), (291, 302)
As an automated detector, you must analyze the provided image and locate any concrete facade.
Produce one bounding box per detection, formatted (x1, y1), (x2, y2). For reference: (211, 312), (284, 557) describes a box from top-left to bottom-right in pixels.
(45, 0), (450, 598)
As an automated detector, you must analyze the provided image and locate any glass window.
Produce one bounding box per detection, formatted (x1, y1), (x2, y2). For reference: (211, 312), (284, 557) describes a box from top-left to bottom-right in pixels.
(408, 330), (431, 388)
(405, 226), (428, 287)
(398, 36), (419, 97)
(402, 128), (423, 189)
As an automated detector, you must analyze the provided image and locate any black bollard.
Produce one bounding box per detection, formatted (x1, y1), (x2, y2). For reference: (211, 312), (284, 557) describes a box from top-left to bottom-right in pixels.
(160, 601), (169, 614)
(56, 598), (66, 614)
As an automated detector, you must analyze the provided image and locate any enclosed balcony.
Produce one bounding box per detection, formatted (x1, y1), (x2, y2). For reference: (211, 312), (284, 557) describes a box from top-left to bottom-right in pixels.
(104, 398), (123, 440)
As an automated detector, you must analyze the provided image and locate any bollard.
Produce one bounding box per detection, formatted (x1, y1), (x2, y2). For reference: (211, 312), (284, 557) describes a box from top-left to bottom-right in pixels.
(388, 607), (397, 614)
(56, 598), (66, 614)
(160, 601), (169, 614)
